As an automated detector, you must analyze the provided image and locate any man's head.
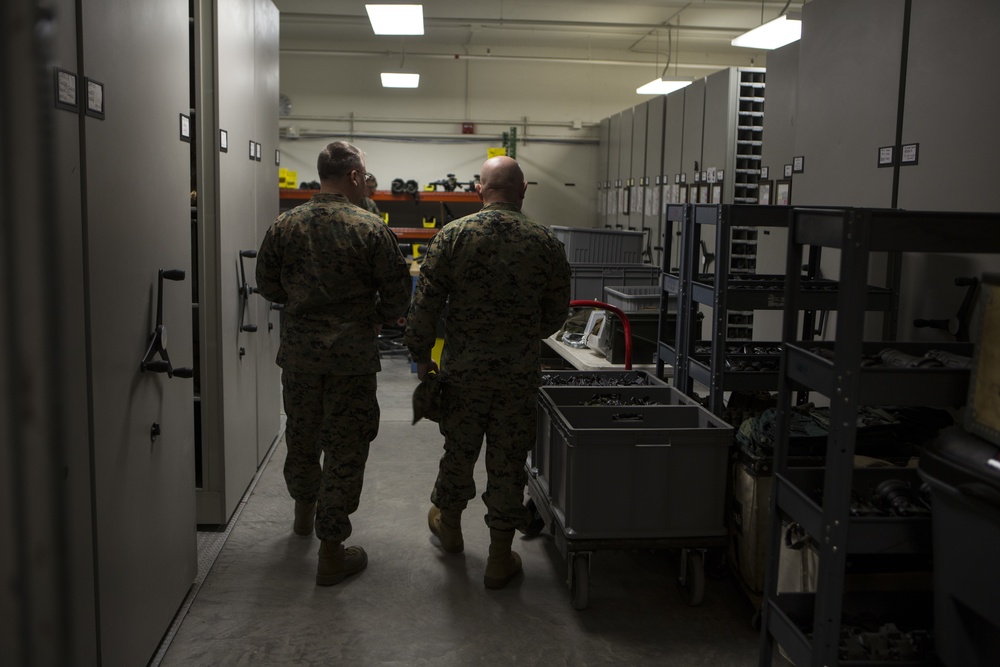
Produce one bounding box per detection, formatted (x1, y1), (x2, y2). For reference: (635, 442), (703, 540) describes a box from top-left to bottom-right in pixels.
(365, 172), (378, 197)
(476, 156), (527, 208)
(317, 141), (367, 205)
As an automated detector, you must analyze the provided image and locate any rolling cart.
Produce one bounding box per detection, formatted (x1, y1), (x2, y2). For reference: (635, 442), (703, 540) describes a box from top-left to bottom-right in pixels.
(526, 300), (733, 609)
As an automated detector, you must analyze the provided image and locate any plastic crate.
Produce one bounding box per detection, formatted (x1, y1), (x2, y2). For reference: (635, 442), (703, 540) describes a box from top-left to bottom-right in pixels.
(553, 226), (644, 264)
(603, 285), (665, 313)
(534, 397), (732, 540)
(569, 263), (660, 302)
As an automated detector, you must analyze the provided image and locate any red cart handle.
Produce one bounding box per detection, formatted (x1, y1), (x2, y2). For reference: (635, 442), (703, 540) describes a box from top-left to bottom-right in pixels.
(569, 300), (632, 370)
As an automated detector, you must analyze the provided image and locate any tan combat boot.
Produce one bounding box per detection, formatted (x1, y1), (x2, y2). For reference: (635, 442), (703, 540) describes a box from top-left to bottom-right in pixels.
(293, 500), (316, 536)
(316, 540), (368, 586)
(427, 506), (464, 553)
(484, 528), (522, 589)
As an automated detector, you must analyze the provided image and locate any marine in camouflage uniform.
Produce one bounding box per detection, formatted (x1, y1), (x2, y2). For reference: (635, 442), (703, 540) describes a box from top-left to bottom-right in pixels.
(256, 142), (410, 558)
(405, 156), (570, 586)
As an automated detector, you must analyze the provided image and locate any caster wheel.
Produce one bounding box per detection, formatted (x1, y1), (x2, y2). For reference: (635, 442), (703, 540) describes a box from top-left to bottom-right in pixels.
(570, 553), (590, 610)
(678, 550), (705, 606)
(520, 497), (544, 537)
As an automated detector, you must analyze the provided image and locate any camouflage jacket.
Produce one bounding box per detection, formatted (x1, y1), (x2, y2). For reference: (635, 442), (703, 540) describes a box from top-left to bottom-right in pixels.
(256, 192), (410, 374)
(361, 196), (381, 215)
(405, 202), (571, 388)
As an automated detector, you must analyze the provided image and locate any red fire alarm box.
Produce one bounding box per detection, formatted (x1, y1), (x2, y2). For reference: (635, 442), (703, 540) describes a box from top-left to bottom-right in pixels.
(461, 123), (475, 134)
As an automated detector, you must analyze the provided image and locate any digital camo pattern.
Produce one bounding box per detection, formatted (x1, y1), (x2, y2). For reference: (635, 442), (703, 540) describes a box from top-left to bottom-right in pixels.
(360, 196), (381, 215)
(431, 384), (536, 531)
(282, 371), (379, 543)
(256, 192), (410, 375)
(404, 202), (571, 389)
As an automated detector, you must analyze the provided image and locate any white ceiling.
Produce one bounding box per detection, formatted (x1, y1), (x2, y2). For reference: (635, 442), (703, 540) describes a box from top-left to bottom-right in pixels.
(275, 0), (806, 79)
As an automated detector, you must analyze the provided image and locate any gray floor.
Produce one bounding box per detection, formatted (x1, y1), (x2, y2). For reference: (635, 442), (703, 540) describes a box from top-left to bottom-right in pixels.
(156, 356), (763, 666)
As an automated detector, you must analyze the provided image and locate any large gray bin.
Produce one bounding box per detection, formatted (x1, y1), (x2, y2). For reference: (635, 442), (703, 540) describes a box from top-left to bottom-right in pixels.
(535, 391), (731, 540)
(553, 226), (644, 264)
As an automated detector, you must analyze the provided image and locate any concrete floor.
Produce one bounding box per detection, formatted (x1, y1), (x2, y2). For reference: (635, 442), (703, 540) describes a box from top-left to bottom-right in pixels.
(156, 356), (764, 666)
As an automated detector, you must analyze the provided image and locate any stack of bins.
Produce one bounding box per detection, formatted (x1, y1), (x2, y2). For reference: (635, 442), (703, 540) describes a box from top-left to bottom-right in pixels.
(527, 372), (733, 608)
(552, 226), (659, 302)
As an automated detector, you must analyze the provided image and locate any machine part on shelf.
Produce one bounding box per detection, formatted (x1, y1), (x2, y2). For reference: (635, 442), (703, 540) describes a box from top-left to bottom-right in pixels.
(539, 371), (654, 387)
(425, 173), (459, 191)
(878, 348), (942, 368)
(873, 479), (921, 517)
(838, 623), (931, 662)
(912, 276), (979, 341)
(140, 268), (194, 379)
(501, 126), (517, 160)
(391, 178), (405, 194)
(299, 180), (320, 189)
(405, 179), (419, 194)
(924, 349), (972, 369)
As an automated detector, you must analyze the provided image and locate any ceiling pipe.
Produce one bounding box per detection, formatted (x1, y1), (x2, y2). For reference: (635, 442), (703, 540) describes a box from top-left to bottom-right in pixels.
(279, 48), (735, 70)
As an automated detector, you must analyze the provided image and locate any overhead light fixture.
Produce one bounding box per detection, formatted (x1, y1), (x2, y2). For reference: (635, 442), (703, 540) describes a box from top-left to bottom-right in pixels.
(366, 4), (424, 35)
(636, 77), (693, 95)
(731, 13), (801, 50)
(380, 72), (420, 88)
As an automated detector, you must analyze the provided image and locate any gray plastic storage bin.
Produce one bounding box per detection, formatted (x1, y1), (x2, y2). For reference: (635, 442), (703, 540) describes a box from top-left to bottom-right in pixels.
(553, 226), (644, 264)
(569, 263), (660, 302)
(535, 399), (731, 540)
(603, 285), (664, 313)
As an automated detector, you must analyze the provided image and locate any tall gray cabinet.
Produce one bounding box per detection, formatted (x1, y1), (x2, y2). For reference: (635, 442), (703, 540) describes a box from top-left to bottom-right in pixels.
(194, 0), (282, 525)
(5, 0), (197, 664)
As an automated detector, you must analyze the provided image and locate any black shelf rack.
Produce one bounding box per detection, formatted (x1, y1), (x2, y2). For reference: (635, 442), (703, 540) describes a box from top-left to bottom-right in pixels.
(656, 203), (895, 417)
(759, 206), (1000, 667)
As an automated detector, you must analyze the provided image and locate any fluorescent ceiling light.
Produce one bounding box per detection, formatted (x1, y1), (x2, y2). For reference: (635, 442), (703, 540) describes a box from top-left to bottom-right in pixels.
(366, 4), (424, 35)
(380, 72), (420, 88)
(636, 77), (693, 95)
(731, 15), (801, 50)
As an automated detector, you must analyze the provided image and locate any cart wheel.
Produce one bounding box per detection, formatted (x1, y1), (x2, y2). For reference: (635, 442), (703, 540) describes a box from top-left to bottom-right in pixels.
(677, 549), (705, 606)
(521, 497), (544, 537)
(570, 553), (590, 610)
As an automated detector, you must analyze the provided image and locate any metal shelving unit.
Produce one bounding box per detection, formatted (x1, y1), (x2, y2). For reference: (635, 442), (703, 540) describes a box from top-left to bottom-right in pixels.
(656, 204), (895, 417)
(759, 206), (1000, 667)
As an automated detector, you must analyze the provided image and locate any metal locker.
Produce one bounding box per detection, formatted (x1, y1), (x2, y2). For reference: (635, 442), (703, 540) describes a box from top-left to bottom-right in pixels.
(81, 0), (197, 663)
(644, 96), (667, 267)
(616, 108), (634, 229)
(629, 102), (648, 235)
(596, 117), (611, 227)
(254, 0), (282, 464)
(195, 0), (276, 524)
(607, 113), (622, 228)
(663, 90), (687, 272)
(792, 0), (905, 208)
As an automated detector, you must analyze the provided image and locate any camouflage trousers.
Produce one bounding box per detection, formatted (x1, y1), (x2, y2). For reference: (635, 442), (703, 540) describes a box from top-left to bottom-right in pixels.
(282, 370), (379, 543)
(432, 383), (536, 532)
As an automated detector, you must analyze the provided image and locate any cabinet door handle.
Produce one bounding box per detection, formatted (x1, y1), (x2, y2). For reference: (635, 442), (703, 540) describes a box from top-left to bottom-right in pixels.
(140, 268), (194, 379)
(238, 250), (258, 333)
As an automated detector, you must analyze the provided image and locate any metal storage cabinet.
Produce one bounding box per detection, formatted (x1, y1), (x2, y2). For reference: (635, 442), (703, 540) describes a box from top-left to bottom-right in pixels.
(644, 96), (667, 268)
(791, 0), (904, 208)
(758, 207), (1000, 667)
(194, 0), (281, 524)
(613, 108), (634, 230)
(628, 101), (648, 237)
(596, 117), (611, 227)
(607, 113), (622, 227)
(662, 88), (687, 274)
(253, 0), (282, 465)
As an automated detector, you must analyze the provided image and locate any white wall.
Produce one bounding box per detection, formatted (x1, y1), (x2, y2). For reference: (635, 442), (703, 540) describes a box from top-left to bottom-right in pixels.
(277, 52), (684, 228)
